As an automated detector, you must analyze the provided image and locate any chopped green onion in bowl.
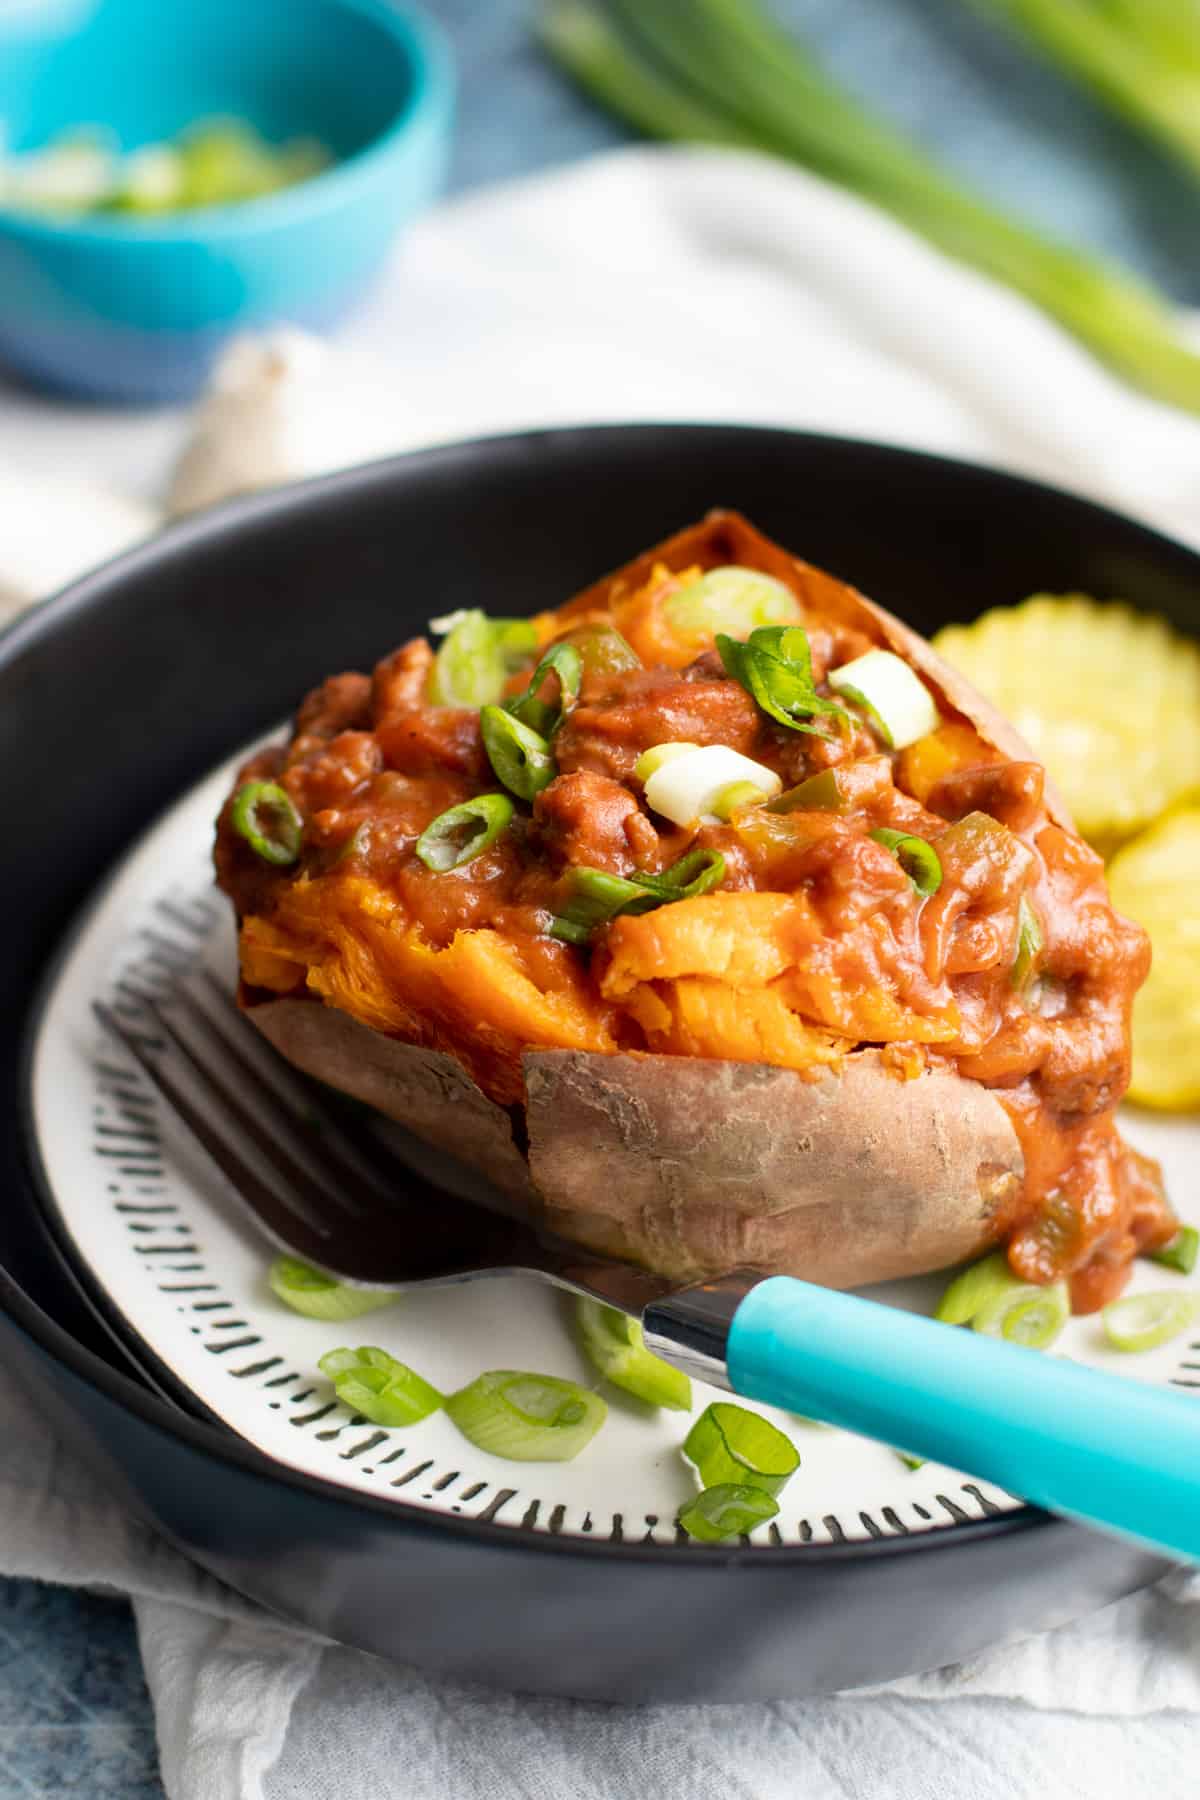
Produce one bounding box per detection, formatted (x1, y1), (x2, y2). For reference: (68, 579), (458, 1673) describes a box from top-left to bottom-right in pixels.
(683, 1402), (800, 1498)
(318, 1346), (443, 1427)
(575, 1298), (692, 1409)
(504, 642), (582, 737)
(268, 1257), (402, 1322)
(480, 705), (558, 801)
(828, 649), (939, 751)
(1102, 1291), (1200, 1354)
(446, 1370), (607, 1461)
(678, 1483), (780, 1542)
(0, 119), (332, 218)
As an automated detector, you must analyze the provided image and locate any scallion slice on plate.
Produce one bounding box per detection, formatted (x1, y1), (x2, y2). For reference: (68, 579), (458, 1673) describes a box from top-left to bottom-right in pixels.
(1102, 1291), (1200, 1354)
(504, 642), (583, 738)
(663, 564), (801, 639)
(934, 1250), (1015, 1326)
(480, 705), (557, 801)
(318, 1346), (443, 1427)
(678, 1483), (780, 1542)
(683, 1402), (799, 1498)
(268, 1257), (402, 1322)
(576, 1298), (692, 1409)
(446, 1370), (607, 1461)
(972, 1279), (1070, 1350)
(1148, 1227), (1199, 1277)
(642, 743), (781, 824)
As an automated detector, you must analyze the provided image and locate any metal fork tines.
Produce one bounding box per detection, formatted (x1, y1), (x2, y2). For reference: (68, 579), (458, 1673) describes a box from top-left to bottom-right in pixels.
(92, 974), (542, 1288)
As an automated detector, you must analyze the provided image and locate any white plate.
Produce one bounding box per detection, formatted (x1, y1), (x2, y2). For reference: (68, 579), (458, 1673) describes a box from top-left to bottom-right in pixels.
(28, 748), (1200, 1546)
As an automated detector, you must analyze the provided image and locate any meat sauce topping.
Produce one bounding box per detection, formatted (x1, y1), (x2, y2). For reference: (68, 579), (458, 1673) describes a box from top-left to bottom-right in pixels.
(216, 527), (1172, 1311)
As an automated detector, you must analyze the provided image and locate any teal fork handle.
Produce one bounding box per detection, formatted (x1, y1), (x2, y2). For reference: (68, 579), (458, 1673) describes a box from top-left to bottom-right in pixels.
(726, 1277), (1200, 1563)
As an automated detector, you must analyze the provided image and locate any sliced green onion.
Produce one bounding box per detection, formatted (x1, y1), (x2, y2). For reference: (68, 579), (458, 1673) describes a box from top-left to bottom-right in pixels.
(480, 705), (557, 801)
(678, 1483), (780, 1542)
(869, 827), (942, 897)
(415, 794), (514, 871)
(828, 649), (939, 750)
(504, 642), (583, 737)
(557, 620), (643, 676)
(230, 780), (303, 866)
(642, 743), (782, 824)
(428, 610), (538, 707)
(1102, 1290), (1200, 1354)
(1148, 1226), (1200, 1277)
(711, 778), (766, 820)
(445, 1370), (607, 1461)
(268, 1257), (401, 1322)
(934, 1250), (1015, 1325)
(683, 1401), (800, 1498)
(1011, 896), (1044, 990)
(973, 1279), (1070, 1350)
(717, 623), (848, 736)
(634, 741), (701, 783)
(895, 1450), (926, 1471)
(549, 848), (726, 943)
(318, 1346), (443, 1427)
(576, 1298), (692, 1409)
(663, 565), (802, 639)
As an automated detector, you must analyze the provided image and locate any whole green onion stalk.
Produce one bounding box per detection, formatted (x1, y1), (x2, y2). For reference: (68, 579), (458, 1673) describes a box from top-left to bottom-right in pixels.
(540, 0), (1200, 416)
(970, 0), (1200, 182)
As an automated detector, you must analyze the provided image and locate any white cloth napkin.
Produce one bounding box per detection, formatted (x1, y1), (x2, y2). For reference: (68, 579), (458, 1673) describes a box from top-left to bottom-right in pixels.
(6, 144), (1200, 1796)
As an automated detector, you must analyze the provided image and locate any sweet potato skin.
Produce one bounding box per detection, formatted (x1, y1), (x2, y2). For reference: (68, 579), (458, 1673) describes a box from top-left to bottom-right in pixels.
(248, 995), (1024, 1288)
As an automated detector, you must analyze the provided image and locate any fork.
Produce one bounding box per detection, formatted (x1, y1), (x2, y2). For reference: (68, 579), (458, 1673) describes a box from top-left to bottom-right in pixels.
(96, 977), (1200, 1563)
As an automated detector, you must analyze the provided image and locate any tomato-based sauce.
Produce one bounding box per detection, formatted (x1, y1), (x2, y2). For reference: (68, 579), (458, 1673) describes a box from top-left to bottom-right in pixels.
(216, 517), (1172, 1310)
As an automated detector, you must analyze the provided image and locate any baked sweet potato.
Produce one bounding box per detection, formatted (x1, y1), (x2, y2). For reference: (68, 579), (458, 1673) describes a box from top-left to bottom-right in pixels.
(215, 513), (1172, 1309)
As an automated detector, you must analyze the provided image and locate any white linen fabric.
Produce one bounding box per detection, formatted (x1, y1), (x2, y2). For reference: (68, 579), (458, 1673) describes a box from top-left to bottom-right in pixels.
(4, 145), (1200, 1797)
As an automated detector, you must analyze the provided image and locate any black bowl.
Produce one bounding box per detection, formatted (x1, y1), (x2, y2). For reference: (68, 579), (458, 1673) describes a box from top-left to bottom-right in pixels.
(3, 424), (1192, 1702)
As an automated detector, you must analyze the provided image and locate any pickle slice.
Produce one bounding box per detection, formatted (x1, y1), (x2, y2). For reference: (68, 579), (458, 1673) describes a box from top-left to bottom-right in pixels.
(933, 597), (1200, 846)
(1109, 807), (1200, 1110)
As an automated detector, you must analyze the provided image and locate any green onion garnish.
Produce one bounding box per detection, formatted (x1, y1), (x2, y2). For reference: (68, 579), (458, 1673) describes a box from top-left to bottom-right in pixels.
(1010, 895), (1044, 990)
(710, 778), (766, 820)
(480, 705), (557, 801)
(504, 642), (583, 738)
(415, 793), (515, 872)
(934, 1250), (1015, 1326)
(973, 1279), (1070, 1350)
(869, 827), (943, 898)
(540, 0), (1200, 419)
(549, 847), (726, 943)
(663, 564), (801, 638)
(575, 1298), (692, 1410)
(633, 740), (700, 784)
(1102, 1290), (1200, 1354)
(677, 1483), (780, 1542)
(557, 620), (643, 676)
(1149, 1226), (1200, 1277)
(768, 767), (846, 813)
(445, 1370), (608, 1462)
(683, 1401), (800, 1498)
(895, 1450), (926, 1471)
(268, 1257), (402, 1322)
(230, 780), (303, 866)
(318, 1346), (443, 1427)
(428, 610), (538, 707)
(716, 623), (848, 736)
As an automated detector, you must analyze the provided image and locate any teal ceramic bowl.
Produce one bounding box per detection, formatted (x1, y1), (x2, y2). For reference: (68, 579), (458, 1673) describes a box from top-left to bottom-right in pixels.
(0, 0), (453, 403)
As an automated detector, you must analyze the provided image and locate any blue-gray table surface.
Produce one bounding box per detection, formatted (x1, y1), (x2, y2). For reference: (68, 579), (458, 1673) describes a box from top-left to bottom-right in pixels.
(5, 2), (1194, 1794)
